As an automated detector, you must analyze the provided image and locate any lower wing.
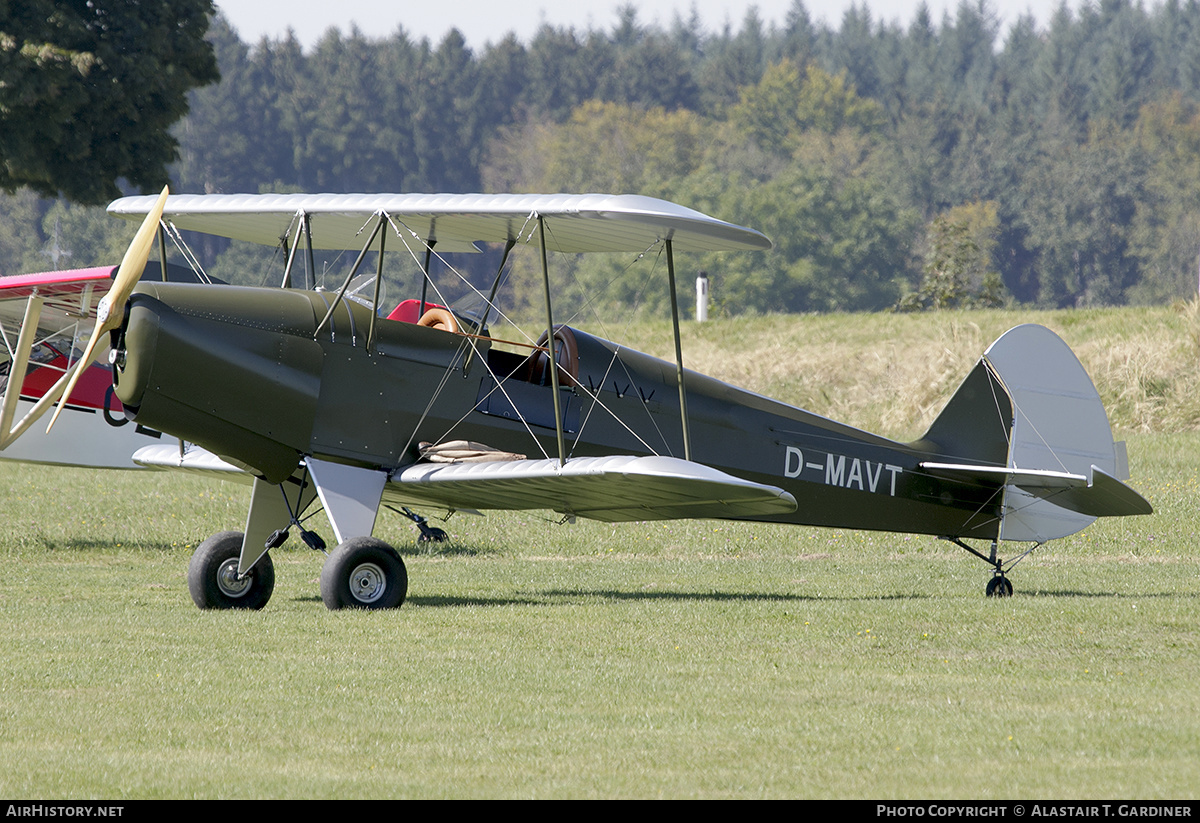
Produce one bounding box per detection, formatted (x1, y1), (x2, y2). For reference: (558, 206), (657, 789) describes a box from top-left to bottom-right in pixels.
(389, 454), (798, 522)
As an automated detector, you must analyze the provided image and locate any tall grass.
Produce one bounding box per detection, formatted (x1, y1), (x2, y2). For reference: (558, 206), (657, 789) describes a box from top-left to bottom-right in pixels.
(596, 304), (1200, 439)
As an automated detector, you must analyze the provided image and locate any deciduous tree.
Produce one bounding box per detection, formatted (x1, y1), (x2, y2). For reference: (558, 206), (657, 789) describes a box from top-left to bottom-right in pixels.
(0, 0), (218, 204)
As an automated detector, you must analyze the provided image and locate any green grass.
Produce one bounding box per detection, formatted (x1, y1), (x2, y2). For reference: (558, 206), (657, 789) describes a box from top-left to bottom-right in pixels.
(1, 308), (1199, 798)
(0, 434), (1197, 798)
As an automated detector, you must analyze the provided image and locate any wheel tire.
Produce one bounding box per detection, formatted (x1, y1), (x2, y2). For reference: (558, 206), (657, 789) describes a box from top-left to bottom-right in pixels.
(418, 527), (448, 544)
(321, 536), (408, 610)
(188, 530), (275, 610)
(985, 576), (1014, 598)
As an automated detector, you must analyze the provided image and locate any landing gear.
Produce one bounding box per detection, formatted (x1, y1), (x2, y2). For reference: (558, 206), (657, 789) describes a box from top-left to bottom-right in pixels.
(320, 536), (408, 610)
(188, 531), (275, 610)
(985, 575), (1014, 598)
(400, 506), (449, 544)
(941, 536), (1040, 598)
(419, 526), (448, 544)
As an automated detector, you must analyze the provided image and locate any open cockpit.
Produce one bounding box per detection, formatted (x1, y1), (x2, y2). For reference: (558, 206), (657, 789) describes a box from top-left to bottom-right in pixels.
(386, 297), (581, 391)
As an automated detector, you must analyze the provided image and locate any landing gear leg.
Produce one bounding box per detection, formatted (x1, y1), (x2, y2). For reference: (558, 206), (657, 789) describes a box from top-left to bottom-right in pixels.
(941, 536), (1040, 598)
(984, 539), (1013, 597)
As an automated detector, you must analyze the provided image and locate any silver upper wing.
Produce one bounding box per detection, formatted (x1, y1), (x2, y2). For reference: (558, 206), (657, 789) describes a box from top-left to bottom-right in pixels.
(108, 192), (772, 254)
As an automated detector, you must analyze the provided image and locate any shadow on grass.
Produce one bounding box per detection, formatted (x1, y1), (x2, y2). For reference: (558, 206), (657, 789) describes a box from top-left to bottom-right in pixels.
(1018, 588), (1200, 599)
(361, 586), (1200, 608)
(396, 541), (503, 558)
(407, 594), (550, 607)
(23, 535), (179, 554)
(285, 593), (548, 607)
(402, 589), (930, 608)
(287, 585), (1199, 608)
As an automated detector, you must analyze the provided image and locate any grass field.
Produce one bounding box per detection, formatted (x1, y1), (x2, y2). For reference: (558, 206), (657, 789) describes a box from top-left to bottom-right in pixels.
(0, 308), (1197, 798)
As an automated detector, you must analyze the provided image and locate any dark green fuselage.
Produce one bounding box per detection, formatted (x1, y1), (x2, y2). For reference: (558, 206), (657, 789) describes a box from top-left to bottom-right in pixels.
(115, 282), (1006, 540)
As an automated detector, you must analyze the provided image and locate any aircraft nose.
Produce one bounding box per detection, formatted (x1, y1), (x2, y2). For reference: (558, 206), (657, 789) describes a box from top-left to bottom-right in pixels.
(105, 281), (326, 484)
(111, 290), (160, 413)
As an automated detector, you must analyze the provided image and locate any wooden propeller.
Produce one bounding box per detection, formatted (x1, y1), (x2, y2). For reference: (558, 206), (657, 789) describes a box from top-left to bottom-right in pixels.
(47, 185), (170, 432)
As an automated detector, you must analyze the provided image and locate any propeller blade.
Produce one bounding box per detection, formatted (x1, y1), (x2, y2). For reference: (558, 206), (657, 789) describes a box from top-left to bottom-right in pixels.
(47, 185), (170, 432)
(101, 184), (170, 334)
(44, 314), (107, 434)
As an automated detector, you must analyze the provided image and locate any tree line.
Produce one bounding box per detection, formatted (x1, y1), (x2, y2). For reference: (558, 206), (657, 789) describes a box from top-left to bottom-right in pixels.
(5, 0), (1200, 315)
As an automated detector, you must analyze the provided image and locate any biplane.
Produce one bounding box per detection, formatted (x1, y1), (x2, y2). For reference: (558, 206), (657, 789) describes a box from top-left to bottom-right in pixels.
(2, 188), (1151, 610)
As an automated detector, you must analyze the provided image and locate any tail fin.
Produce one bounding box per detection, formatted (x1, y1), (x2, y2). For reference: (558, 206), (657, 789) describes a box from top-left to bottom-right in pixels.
(915, 324), (1151, 542)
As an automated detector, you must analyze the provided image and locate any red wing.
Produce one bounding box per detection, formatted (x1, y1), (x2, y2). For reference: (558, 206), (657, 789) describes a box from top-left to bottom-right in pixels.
(0, 266), (117, 329)
(0, 267), (120, 413)
(0, 266), (118, 297)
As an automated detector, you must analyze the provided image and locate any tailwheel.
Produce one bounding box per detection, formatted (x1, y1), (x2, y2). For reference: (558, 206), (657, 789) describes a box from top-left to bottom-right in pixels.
(400, 506), (450, 544)
(320, 536), (408, 610)
(941, 536), (1031, 598)
(188, 531), (275, 610)
(419, 527), (448, 544)
(985, 575), (1014, 598)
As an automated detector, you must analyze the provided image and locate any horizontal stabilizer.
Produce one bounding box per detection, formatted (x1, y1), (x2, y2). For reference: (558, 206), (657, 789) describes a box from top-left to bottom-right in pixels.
(390, 454), (797, 522)
(921, 461), (1151, 518)
(1041, 466), (1153, 517)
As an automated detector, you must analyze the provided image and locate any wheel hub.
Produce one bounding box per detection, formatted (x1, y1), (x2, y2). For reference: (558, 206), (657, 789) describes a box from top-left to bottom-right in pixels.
(349, 562), (387, 604)
(216, 558), (252, 598)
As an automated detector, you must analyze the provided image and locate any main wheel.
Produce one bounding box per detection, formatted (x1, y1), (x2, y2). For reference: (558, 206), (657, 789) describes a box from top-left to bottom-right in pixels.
(188, 530), (275, 610)
(321, 536), (408, 610)
(985, 575), (1014, 598)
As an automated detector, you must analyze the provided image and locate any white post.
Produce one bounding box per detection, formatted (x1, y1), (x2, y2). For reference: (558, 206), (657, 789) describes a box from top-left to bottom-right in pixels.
(696, 272), (709, 322)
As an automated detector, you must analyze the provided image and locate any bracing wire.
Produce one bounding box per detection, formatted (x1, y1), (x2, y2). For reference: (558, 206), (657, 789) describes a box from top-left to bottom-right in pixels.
(524, 219), (675, 457)
(374, 211), (693, 464)
(162, 222), (212, 283)
(385, 223), (554, 463)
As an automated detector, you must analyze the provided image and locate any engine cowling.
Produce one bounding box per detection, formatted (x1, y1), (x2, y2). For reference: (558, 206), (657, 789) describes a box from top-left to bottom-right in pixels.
(114, 282), (324, 483)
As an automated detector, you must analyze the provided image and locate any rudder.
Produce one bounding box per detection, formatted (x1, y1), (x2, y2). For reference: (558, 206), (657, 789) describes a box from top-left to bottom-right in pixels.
(916, 324), (1147, 542)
